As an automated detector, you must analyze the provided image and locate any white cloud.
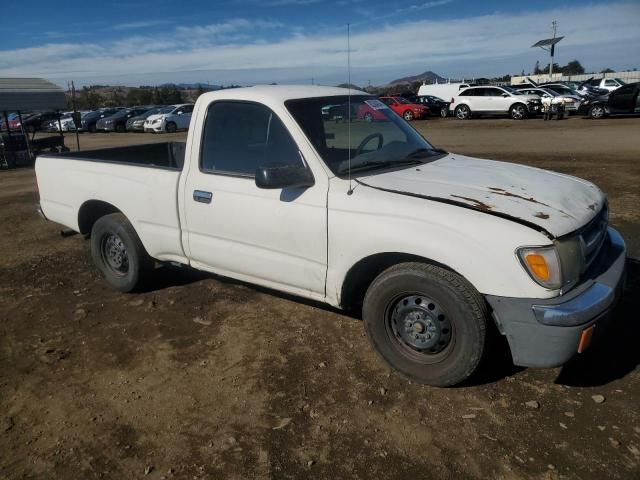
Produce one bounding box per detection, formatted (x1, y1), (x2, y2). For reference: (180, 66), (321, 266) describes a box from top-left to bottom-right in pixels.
(1, 3), (639, 86)
(112, 20), (173, 30)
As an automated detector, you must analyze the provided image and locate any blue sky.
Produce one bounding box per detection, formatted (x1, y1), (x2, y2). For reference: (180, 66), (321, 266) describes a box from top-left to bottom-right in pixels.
(1, 0), (639, 87)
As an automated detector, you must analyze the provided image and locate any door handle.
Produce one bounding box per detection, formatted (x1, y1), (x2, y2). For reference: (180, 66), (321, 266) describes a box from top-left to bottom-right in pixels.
(193, 190), (213, 204)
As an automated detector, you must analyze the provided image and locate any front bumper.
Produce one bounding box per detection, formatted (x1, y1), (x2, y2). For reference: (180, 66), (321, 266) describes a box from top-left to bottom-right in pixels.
(144, 123), (164, 132)
(486, 227), (626, 368)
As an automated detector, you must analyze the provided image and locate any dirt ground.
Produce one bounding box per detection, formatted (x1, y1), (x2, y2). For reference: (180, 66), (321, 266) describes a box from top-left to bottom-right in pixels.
(1, 117), (639, 480)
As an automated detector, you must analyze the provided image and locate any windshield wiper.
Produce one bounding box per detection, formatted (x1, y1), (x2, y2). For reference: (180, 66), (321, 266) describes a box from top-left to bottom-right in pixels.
(338, 158), (423, 175)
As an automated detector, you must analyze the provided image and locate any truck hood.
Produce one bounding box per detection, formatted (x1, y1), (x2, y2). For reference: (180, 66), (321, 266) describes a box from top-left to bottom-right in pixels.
(359, 153), (604, 238)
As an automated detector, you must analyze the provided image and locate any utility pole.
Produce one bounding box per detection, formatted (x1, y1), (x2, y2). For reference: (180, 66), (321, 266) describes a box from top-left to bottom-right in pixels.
(70, 81), (80, 151)
(549, 21), (557, 78)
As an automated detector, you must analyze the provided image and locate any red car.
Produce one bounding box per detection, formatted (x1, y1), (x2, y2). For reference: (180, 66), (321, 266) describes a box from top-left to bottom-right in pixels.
(379, 96), (429, 121)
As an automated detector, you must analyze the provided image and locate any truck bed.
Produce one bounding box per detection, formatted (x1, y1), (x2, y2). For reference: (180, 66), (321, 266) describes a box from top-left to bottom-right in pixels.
(36, 142), (187, 264)
(54, 142), (186, 170)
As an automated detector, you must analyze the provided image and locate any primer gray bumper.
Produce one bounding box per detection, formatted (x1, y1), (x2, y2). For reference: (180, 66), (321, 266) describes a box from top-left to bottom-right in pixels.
(486, 227), (626, 368)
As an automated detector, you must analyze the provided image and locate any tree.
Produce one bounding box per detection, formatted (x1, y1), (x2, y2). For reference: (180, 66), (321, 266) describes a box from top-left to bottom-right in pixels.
(534, 60), (542, 75)
(600, 68), (615, 74)
(562, 60), (585, 75)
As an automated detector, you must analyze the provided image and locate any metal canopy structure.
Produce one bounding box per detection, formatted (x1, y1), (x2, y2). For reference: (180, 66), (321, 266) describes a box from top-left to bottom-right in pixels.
(0, 77), (66, 111)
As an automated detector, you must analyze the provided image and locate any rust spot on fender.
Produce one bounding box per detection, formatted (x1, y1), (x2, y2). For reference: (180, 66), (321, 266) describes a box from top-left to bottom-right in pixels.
(534, 212), (550, 219)
(450, 195), (493, 210)
(587, 203), (598, 211)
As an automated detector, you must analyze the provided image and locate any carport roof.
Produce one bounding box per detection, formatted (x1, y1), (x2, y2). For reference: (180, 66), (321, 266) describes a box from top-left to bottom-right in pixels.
(0, 78), (67, 112)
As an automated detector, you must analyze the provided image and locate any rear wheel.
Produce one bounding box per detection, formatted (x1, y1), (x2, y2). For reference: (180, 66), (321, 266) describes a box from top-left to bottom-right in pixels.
(364, 112), (374, 122)
(88, 123), (97, 133)
(115, 123), (126, 133)
(589, 104), (606, 119)
(440, 106), (448, 118)
(90, 213), (152, 292)
(403, 110), (414, 121)
(455, 105), (471, 120)
(509, 103), (527, 120)
(165, 121), (177, 133)
(363, 262), (487, 387)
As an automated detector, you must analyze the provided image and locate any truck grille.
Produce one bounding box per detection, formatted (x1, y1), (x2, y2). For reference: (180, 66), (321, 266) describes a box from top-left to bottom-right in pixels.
(579, 203), (608, 271)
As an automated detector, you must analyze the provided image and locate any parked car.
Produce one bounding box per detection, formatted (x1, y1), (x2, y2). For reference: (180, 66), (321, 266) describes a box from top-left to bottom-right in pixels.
(450, 86), (542, 119)
(96, 107), (155, 133)
(414, 95), (450, 117)
(19, 112), (61, 133)
(512, 86), (582, 114)
(126, 106), (169, 132)
(587, 77), (628, 92)
(144, 104), (194, 133)
(36, 85), (625, 387)
(81, 108), (123, 133)
(378, 96), (428, 121)
(580, 81), (640, 119)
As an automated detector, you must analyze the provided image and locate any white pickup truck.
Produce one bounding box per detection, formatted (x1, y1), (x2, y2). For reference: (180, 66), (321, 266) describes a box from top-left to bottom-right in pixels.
(36, 86), (626, 386)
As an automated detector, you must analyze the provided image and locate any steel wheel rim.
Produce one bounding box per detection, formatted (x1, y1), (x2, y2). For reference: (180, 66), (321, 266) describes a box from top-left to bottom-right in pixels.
(404, 111), (414, 121)
(100, 233), (129, 277)
(592, 106), (604, 118)
(456, 107), (468, 119)
(385, 293), (454, 363)
(440, 107), (448, 118)
(364, 113), (373, 122)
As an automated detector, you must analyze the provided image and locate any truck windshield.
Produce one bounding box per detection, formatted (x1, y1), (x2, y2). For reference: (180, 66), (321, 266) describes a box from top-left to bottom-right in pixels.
(285, 95), (446, 177)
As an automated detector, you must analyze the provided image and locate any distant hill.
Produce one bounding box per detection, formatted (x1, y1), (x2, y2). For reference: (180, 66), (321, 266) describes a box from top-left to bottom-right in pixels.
(159, 82), (223, 90)
(388, 71), (446, 86)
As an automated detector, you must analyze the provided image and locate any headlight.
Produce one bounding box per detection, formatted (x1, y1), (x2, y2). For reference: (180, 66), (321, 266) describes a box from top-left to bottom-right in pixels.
(517, 246), (562, 290)
(152, 118), (161, 124)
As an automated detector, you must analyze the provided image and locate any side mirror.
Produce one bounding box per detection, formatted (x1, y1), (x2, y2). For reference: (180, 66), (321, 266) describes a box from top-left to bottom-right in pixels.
(255, 163), (314, 189)
(177, 111), (183, 115)
(501, 93), (509, 97)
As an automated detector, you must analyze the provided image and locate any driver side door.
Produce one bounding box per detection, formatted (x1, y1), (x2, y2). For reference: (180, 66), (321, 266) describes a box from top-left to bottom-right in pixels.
(181, 100), (328, 298)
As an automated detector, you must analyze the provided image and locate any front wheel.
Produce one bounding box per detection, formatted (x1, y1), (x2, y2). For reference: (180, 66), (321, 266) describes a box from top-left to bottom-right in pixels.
(90, 213), (152, 292)
(509, 103), (527, 120)
(589, 104), (606, 119)
(165, 121), (177, 133)
(455, 105), (471, 120)
(115, 123), (126, 133)
(403, 110), (414, 121)
(440, 107), (448, 118)
(363, 262), (487, 387)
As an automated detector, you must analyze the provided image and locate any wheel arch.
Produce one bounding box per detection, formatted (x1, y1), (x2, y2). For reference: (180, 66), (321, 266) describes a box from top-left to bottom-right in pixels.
(339, 252), (468, 312)
(78, 199), (123, 235)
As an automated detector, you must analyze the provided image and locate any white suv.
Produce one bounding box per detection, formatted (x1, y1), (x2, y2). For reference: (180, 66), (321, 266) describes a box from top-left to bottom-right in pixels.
(450, 86), (542, 120)
(144, 104), (194, 133)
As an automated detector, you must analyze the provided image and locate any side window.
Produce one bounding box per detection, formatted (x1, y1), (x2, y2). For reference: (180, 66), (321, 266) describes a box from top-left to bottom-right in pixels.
(605, 79), (617, 87)
(380, 98), (394, 106)
(201, 102), (303, 176)
(484, 88), (502, 97)
(459, 89), (477, 96)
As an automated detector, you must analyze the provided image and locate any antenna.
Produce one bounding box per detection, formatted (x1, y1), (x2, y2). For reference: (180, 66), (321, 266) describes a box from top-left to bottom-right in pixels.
(347, 23), (353, 195)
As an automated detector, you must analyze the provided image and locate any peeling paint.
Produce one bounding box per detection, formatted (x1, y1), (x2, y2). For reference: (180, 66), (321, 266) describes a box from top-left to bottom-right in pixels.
(534, 212), (550, 219)
(450, 195), (493, 210)
(488, 187), (551, 207)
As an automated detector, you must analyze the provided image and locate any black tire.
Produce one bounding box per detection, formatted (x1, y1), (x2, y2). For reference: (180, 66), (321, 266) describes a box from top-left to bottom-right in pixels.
(509, 103), (527, 120)
(115, 123), (126, 133)
(90, 213), (152, 293)
(88, 123), (97, 133)
(362, 262), (487, 387)
(455, 105), (471, 120)
(403, 110), (414, 121)
(165, 121), (177, 133)
(589, 104), (606, 119)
